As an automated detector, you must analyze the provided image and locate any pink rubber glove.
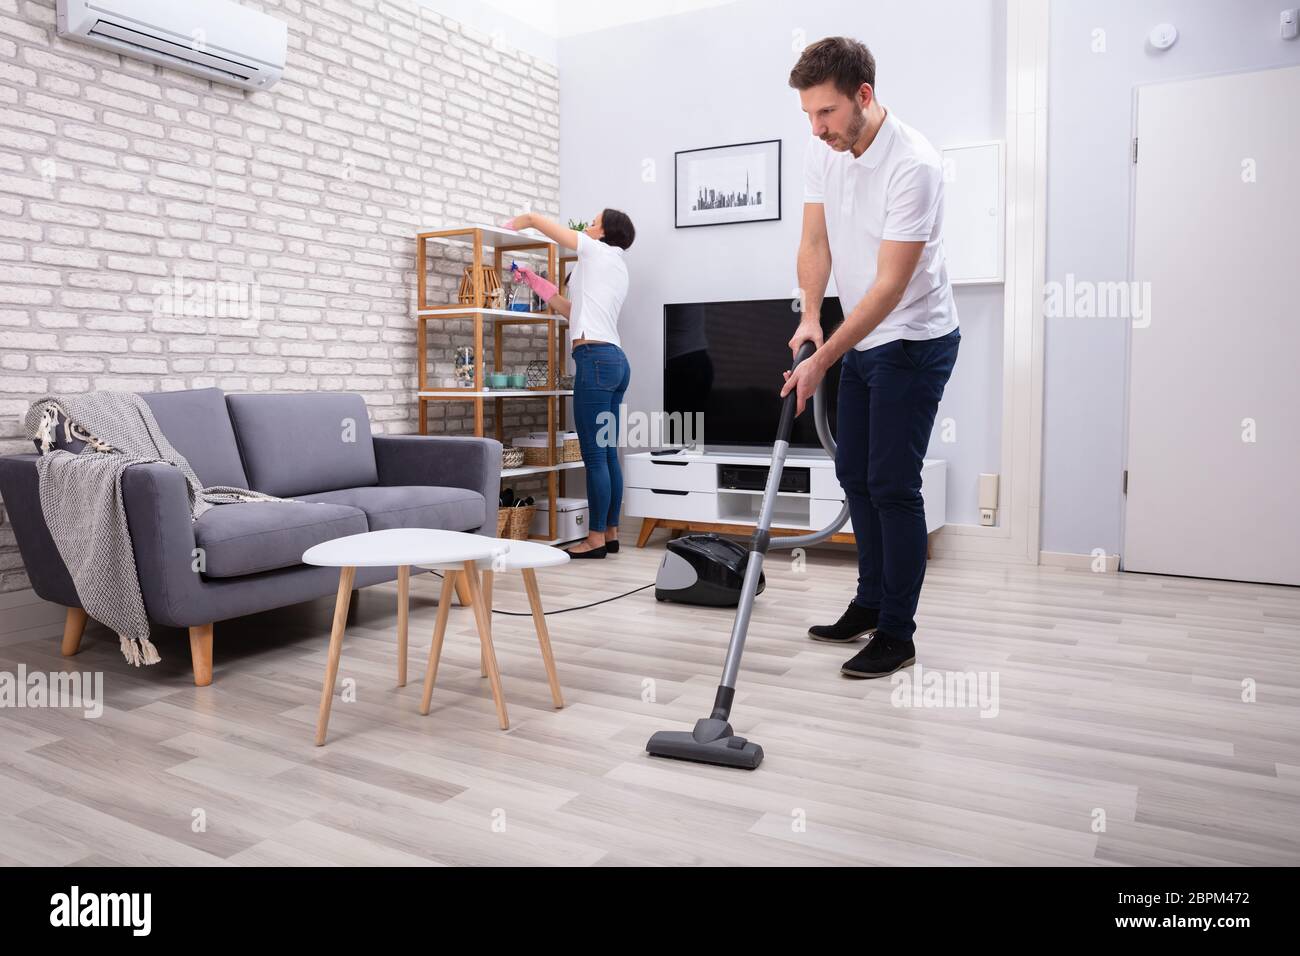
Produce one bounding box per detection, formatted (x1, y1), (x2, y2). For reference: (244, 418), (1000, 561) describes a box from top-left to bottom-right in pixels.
(512, 264), (559, 303)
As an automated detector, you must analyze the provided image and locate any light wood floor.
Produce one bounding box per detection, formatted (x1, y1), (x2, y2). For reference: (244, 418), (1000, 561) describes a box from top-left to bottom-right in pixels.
(1, 539), (1298, 866)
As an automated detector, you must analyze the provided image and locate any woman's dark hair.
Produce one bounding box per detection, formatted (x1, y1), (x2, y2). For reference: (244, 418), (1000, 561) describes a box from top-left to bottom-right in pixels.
(788, 36), (876, 99)
(600, 208), (635, 250)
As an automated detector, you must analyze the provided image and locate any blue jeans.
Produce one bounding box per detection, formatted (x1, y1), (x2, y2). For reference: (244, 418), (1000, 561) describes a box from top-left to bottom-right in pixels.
(835, 329), (960, 640)
(573, 343), (631, 533)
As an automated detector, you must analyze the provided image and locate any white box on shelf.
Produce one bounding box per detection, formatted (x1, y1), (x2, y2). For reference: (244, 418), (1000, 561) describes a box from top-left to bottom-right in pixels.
(529, 497), (589, 541)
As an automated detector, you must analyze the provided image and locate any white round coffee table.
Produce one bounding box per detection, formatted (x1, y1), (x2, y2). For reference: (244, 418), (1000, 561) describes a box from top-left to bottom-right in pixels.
(302, 528), (506, 746)
(419, 538), (569, 730)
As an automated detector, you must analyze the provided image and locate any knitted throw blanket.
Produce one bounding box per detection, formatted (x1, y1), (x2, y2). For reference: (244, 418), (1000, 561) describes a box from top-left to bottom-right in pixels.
(24, 392), (281, 666)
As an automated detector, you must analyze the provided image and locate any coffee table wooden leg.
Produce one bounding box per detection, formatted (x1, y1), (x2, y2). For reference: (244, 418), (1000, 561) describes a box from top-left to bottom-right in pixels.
(396, 564), (410, 687)
(480, 569), (492, 678)
(315, 566), (356, 746)
(420, 569), (456, 716)
(522, 567), (564, 709)
(464, 561), (509, 730)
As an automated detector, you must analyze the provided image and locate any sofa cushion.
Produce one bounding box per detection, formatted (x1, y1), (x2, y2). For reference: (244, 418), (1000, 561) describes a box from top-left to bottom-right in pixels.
(225, 393), (378, 498)
(141, 388), (250, 490)
(299, 486), (485, 533)
(193, 501), (368, 578)
(32, 388), (249, 490)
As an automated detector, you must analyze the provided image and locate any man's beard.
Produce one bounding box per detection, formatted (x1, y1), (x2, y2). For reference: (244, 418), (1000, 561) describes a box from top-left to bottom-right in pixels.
(825, 110), (867, 151)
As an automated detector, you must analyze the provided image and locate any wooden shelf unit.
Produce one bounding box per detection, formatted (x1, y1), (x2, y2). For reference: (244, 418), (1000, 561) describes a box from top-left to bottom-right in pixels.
(415, 225), (579, 542)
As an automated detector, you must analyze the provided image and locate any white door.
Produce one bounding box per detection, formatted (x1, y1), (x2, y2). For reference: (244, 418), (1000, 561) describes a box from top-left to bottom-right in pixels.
(1124, 66), (1300, 586)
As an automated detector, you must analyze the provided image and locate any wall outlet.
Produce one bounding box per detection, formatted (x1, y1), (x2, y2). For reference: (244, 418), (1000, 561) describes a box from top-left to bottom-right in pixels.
(979, 508), (996, 527)
(1283, 9), (1299, 40)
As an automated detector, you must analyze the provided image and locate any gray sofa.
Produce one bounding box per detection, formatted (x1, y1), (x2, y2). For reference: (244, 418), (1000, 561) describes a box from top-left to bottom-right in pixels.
(0, 388), (500, 685)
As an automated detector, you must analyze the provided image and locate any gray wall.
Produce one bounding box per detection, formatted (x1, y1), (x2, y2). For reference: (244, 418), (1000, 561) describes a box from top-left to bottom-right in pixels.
(558, 0), (1007, 527)
(1042, 0), (1300, 556)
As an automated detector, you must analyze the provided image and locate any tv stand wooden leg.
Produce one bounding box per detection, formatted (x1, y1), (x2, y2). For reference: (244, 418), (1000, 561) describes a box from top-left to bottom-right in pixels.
(636, 517), (659, 548)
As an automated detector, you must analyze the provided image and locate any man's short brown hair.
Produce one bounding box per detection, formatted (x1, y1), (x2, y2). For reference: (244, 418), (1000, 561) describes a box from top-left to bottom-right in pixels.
(788, 36), (876, 99)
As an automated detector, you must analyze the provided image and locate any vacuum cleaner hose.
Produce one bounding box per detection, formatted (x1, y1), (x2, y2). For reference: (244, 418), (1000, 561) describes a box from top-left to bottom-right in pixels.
(768, 342), (850, 551)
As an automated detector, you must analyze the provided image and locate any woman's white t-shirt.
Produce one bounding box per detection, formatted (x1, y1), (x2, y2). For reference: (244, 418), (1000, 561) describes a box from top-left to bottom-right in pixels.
(568, 232), (628, 348)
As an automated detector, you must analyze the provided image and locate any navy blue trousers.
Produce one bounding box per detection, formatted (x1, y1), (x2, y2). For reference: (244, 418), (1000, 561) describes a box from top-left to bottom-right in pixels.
(834, 329), (960, 640)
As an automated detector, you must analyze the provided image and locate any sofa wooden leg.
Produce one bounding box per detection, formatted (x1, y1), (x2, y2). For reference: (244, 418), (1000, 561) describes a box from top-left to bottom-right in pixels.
(189, 624), (214, 686)
(61, 607), (88, 657)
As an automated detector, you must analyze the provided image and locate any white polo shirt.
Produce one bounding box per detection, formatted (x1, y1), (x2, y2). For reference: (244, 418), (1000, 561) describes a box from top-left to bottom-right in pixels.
(804, 109), (958, 351)
(568, 231), (628, 348)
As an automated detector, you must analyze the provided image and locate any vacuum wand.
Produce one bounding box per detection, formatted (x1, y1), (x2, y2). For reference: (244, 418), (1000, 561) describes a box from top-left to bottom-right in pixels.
(646, 341), (830, 770)
(716, 340), (814, 692)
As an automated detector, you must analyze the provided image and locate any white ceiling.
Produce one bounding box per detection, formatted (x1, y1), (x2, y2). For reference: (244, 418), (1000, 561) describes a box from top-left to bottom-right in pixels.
(470, 0), (740, 38)
(417, 0), (741, 61)
(483, 0), (740, 38)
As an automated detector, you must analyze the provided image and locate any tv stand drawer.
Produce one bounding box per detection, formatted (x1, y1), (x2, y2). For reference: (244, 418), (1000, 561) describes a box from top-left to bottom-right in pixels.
(625, 455), (714, 493)
(625, 487), (718, 522)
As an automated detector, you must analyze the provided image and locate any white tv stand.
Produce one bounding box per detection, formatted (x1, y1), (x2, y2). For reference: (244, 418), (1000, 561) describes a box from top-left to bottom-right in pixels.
(625, 449), (947, 549)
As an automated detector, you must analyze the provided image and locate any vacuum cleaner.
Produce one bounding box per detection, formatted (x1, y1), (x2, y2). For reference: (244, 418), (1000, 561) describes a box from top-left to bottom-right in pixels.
(646, 341), (849, 770)
(655, 533), (764, 606)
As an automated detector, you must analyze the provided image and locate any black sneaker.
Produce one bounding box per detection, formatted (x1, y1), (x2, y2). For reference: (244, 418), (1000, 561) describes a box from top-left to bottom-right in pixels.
(808, 602), (879, 644)
(840, 632), (916, 679)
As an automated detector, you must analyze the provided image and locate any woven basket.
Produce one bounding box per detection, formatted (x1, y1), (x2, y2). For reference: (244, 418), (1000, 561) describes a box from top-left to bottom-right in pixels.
(518, 432), (579, 466)
(507, 504), (536, 540)
(502, 446), (525, 469)
(520, 443), (551, 467)
(495, 508), (510, 537)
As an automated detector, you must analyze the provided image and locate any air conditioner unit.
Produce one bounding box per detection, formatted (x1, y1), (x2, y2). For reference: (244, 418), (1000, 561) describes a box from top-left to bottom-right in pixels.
(56, 0), (287, 92)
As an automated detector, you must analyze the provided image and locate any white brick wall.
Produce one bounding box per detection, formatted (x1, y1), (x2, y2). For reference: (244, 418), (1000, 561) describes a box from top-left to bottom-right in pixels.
(0, 0), (562, 591)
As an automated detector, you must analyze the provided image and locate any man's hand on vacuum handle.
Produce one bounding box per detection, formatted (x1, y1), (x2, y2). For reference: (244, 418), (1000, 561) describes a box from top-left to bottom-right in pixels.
(789, 314), (824, 354)
(781, 239), (928, 417)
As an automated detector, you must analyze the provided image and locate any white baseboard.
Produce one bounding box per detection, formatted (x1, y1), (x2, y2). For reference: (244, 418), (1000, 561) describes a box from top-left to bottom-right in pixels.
(1039, 550), (1120, 572)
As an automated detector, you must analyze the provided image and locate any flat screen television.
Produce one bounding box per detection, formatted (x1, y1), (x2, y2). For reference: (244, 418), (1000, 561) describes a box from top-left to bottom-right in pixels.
(664, 297), (843, 450)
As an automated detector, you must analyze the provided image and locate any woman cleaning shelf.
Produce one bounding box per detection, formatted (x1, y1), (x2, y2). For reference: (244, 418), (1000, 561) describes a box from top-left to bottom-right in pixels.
(504, 209), (637, 558)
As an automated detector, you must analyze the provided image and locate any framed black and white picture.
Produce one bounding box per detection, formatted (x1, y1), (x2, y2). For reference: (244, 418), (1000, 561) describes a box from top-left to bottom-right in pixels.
(674, 139), (781, 228)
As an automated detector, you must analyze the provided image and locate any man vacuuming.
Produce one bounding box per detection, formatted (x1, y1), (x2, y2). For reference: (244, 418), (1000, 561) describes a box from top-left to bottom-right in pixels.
(782, 36), (961, 679)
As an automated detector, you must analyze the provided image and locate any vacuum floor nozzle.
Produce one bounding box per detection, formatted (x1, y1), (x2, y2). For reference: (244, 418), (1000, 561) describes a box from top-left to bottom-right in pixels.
(645, 718), (764, 770)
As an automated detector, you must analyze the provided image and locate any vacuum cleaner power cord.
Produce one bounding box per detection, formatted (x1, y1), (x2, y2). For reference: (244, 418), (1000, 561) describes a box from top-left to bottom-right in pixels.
(427, 570), (653, 616)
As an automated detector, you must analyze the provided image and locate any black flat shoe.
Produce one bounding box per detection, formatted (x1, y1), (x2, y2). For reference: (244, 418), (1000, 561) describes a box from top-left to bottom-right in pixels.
(808, 601), (879, 643)
(567, 545), (607, 559)
(605, 539), (620, 553)
(840, 632), (915, 679)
